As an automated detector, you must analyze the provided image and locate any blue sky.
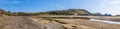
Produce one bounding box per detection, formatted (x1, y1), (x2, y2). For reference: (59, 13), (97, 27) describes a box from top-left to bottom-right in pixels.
(0, 0), (120, 15)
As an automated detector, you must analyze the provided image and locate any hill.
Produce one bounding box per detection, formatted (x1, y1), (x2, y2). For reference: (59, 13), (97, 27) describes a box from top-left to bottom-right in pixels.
(39, 9), (92, 16)
(0, 9), (10, 16)
(0, 9), (92, 16)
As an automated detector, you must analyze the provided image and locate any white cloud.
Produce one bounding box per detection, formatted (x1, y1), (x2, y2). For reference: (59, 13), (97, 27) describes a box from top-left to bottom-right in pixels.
(99, 0), (120, 15)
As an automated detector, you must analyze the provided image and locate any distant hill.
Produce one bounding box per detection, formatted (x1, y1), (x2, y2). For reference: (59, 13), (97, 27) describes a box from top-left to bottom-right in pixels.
(0, 9), (6, 14)
(0, 9), (9, 16)
(0, 9), (92, 16)
(43, 9), (92, 15)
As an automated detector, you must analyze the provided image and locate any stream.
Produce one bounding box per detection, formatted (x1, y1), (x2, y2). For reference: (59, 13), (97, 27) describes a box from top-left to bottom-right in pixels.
(90, 19), (120, 24)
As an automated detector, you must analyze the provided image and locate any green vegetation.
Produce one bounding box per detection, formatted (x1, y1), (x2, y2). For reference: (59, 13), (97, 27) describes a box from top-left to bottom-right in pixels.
(115, 15), (120, 16)
(0, 8), (39, 16)
(44, 18), (54, 21)
(61, 26), (68, 29)
(46, 9), (91, 15)
(54, 20), (67, 24)
(0, 9), (10, 16)
(43, 18), (67, 24)
(0, 8), (91, 16)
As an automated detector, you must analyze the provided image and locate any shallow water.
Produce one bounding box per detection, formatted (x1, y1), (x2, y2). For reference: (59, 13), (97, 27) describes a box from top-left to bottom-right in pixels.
(90, 19), (120, 24)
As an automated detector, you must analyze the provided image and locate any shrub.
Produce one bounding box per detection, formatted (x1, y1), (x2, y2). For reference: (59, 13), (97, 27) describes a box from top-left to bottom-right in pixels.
(54, 20), (67, 24)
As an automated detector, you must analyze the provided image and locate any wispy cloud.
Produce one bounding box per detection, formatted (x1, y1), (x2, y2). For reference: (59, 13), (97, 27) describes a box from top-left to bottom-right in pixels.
(6, 1), (21, 3)
(99, 0), (120, 15)
(0, 0), (21, 4)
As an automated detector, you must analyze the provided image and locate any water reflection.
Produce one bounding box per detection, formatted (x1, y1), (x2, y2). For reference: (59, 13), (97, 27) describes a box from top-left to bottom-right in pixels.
(90, 19), (120, 24)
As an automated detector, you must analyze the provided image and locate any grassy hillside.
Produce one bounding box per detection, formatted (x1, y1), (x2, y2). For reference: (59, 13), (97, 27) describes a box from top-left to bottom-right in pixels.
(0, 9), (9, 16)
(39, 9), (92, 15)
(0, 9), (92, 16)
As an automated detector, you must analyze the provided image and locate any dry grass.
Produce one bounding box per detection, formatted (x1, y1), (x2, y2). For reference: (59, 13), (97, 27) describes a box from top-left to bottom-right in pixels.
(0, 16), (120, 29)
(32, 17), (120, 29)
(55, 18), (120, 29)
(0, 16), (42, 29)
